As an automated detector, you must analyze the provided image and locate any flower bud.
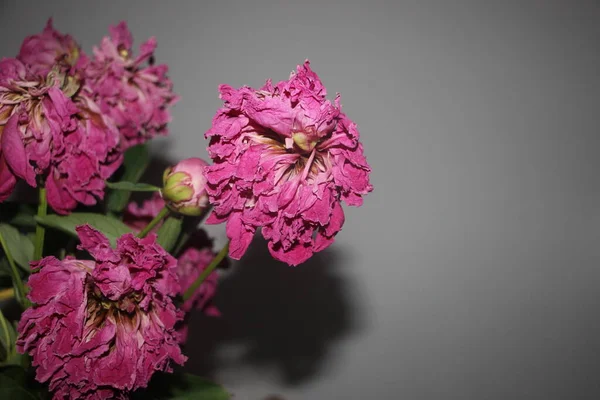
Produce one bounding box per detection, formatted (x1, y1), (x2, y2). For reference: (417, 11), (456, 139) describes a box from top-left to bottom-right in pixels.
(161, 158), (209, 216)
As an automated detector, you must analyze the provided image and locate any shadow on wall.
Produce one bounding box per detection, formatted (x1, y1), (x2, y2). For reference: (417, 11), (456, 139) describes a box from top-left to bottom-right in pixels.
(140, 154), (362, 385)
(184, 236), (361, 386)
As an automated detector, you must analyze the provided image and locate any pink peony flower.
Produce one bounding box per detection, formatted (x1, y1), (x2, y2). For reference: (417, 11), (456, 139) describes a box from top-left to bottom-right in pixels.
(17, 19), (81, 76)
(16, 225), (186, 400)
(83, 21), (179, 149)
(162, 157), (210, 216)
(204, 60), (373, 266)
(0, 58), (122, 213)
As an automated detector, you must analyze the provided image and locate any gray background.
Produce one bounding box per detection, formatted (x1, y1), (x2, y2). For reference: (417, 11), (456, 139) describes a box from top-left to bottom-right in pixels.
(2, 0), (600, 399)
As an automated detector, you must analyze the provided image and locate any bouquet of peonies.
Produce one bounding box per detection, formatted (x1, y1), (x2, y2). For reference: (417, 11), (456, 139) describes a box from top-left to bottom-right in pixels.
(0, 19), (372, 400)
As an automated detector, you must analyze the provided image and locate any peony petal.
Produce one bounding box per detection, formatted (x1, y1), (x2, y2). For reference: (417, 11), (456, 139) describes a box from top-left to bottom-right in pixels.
(2, 114), (36, 187)
(0, 154), (17, 201)
(45, 172), (77, 215)
(267, 240), (314, 266)
(226, 212), (255, 259)
(75, 224), (119, 262)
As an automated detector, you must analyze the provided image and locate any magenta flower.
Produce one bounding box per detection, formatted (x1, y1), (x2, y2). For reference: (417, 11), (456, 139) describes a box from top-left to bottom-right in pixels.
(17, 225), (186, 400)
(17, 19), (81, 76)
(83, 21), (178, 149)
(204, 60), (372, 266)
(0, 58), (122, 213)
(162, 157), (210, 216)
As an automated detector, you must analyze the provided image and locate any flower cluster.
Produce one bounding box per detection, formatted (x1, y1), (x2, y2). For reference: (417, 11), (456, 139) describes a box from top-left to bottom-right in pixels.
(16, 225), (186, 399)
(5, 19), (373, 400)
(0, 19), (177, 213)
(204, 60), (372, 265)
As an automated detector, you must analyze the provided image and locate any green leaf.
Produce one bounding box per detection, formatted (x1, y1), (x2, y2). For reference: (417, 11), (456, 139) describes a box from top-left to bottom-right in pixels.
(107, 144), (150, 213)
(0, 366), (46, 400)
(0, 224), (33, 273)
(0, 309), (13, 361)
(0, 309), (15, 350)
(105, 181), (161, 192)
(0, 258), (10, 278)
(0, 204), (37, 228)
(0, 225), (28, 306)
(2, 351), (28, 369)
(0, 311), (26, 368)
(5, 321), (27, 368)
(169, 374), (230, 400)
(35, 213), (132, 247)
(0, 366), (35, 400)
(156, 215), (183, 253)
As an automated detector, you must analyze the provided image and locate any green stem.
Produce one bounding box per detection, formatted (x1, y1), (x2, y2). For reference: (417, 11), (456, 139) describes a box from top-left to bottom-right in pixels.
(138, 206), (170, 238)
(183, 240), (229, 302)
(0, 230), (28, 307)
(0, 308), (11, 354)
(33, 187), (48, 260)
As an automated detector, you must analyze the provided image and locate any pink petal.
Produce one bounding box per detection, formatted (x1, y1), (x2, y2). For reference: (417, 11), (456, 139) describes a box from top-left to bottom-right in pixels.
(2, 114), (36, 187)
(0, 154), (17, 201)
(75, 225), (119, 262)
(226, 212), (255, 259)
(45, 172), (77, 215)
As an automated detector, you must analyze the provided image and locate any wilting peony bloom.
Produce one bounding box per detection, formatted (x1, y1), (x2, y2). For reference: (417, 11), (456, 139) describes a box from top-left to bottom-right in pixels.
(17, 225), (186, 400)
(0, 58), (122, 212)
(124, 193), (220, 318)
(162, 157), (210, 216)
(17, 19), (81, 76)
(83, 21), (178, 149)
(204, 60), (372, 266)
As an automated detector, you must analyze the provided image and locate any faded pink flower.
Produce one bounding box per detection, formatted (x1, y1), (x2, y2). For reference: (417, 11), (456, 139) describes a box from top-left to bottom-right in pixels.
(124, 194), (221, 315)
(162, 157), (210, 216)
(17, 19), (81, 76)
(0, 58), (122, 213)
(204, 60), (372, 266)
(83, 21), (178, 149)
(16, 225), (186, 400)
